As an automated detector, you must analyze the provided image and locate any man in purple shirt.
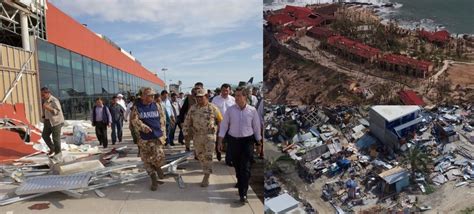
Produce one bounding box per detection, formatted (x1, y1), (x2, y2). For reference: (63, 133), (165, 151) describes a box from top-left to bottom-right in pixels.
(91, 97), (112, 148)
(218, 86), (262, 203)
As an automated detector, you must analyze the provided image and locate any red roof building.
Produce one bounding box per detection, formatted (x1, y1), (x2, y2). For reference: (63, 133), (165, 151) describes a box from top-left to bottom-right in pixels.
(265, 5), (331, 43)
(284, 5), (313, 19)
(418, 29), (450, 44)
(266, 13), (295, 26)
(398, 90), (425, 106)
(283, 5), (327, 27)
(326, 35), (434, 78)
(380, 54), (433, 77)
(307, 27), (335, 39)
(327, 35), (381, 61)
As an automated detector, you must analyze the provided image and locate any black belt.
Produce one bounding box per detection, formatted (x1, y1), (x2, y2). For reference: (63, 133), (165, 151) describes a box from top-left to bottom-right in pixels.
(228, 135), (255, 142)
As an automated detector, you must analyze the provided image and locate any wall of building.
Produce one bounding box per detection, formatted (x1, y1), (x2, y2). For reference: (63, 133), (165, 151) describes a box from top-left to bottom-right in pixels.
(369, 108), (401, 151)
(45, 2), (164, 87)
(0, 43), (41, 125)
(37, 39), (163, 120)
(33, 1), (167, 120)
(395, 176), (409, 193)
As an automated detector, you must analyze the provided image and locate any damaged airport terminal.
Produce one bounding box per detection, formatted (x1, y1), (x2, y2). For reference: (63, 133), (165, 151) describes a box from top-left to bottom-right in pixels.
(264, 103), (474, 213)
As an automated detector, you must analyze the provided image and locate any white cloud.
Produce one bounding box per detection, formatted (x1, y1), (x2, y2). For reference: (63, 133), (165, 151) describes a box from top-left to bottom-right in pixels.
(191, 42), (252, 62)
(251, 52), (263, 60)
(50, 0), (262, 37)
(134, 40), (254, 68)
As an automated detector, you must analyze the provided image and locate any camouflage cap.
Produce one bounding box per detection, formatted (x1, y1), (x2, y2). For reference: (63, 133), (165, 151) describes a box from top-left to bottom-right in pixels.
(147, 88), (157, 95)
(140, 87), (157, 96)
(195, 88), (207, 97)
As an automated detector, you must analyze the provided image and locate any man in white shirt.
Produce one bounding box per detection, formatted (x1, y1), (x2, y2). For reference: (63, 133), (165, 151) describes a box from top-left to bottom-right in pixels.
(161, 90), (175, 146)
(117, 94), (127, 110)
(178, 92), (185, 107)
(250, 88), (259, 107)
(212, 84), (235, 115)
(212, 83), (235, 164)
(218, 86), (262, 203)
(170, 92), (184, 145)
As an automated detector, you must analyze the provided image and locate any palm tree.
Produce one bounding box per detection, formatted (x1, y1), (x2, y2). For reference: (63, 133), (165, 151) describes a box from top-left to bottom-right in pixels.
(282, 121), (298, 142)
(402, 147), (431, 182)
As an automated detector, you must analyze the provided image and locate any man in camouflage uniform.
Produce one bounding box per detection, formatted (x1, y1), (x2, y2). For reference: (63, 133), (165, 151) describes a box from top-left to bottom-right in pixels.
(178, 83), (203, 151)
(183, 88), (223, 187)
(130, 87), (167, 191)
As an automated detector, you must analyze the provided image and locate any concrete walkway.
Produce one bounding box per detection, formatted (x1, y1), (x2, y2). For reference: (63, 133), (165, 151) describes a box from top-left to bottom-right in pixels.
(0, 122), (263, 214)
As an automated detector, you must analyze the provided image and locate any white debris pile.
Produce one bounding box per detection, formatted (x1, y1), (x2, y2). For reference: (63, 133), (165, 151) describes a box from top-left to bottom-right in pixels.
(0, 146), (193, 206)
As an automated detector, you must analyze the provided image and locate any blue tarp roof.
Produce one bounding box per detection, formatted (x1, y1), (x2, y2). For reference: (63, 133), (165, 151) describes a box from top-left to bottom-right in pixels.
(356, 134), (377, 150)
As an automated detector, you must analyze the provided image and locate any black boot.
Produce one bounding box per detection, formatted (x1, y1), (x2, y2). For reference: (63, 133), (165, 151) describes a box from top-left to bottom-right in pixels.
(150, 173), (158, 191)
(200, 173), (210, 187)
(156, 167), (165, 179)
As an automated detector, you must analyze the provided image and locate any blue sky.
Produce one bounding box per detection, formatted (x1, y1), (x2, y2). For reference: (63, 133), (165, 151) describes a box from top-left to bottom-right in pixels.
(50, 0), (263, 91)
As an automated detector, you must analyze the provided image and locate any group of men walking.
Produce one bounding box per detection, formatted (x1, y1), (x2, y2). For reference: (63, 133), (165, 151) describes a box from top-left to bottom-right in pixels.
(40, 81), (263, 203)
(90, 94), (127, 148)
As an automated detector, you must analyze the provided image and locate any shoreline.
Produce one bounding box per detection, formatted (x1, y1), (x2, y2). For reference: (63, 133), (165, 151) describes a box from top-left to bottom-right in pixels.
(264, 1), (474, 37)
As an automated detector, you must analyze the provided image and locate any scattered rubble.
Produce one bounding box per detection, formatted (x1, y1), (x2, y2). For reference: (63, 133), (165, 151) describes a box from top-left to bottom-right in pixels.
(265, 103), (474, 213)
(0, 120), (192, 206)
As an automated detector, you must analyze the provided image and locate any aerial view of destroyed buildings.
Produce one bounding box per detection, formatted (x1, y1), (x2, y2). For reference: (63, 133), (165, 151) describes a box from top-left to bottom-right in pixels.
(263, 2), (474, 214)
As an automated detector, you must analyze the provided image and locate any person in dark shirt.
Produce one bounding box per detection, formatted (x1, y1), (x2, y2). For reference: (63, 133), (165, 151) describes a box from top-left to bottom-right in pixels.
(109, 96), (125, 145)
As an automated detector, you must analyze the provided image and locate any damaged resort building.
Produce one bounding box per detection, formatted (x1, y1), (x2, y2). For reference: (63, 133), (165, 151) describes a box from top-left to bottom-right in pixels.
(263, 4), (466, 79)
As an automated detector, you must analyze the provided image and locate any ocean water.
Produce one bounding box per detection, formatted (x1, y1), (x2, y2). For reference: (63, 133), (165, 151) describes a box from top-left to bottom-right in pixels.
(390, 0), (474, 35)
(264, 0), (474, 35)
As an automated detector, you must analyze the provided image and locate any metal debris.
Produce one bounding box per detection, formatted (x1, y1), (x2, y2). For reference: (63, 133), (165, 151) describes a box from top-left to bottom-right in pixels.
(15, 173), (92, 195)
(94, 190), (106, 198)
(265, 104), (474, 213)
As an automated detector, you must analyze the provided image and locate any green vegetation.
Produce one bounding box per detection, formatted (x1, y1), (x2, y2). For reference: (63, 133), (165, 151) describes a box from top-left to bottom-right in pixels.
(331, 17), (358, 38)
(282, 121), (298, 141)
(402, 147), (431, 182)
(458, 207), (474, 214)
(424, 184), (435, 195)
(366, 23), (407, 53)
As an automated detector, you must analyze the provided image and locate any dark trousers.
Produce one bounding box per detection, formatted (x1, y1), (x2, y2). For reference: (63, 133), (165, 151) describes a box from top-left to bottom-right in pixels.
(95, 122), (108, 148)
(225, 135), (232, 165)
(131, 125), (139, 144)
(167, 123), (176, 146)
(229, 135), (255, 199)
(111, 120), (123, 144)
(177, 123), (184, 144)
(42, 120), (63, 154)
